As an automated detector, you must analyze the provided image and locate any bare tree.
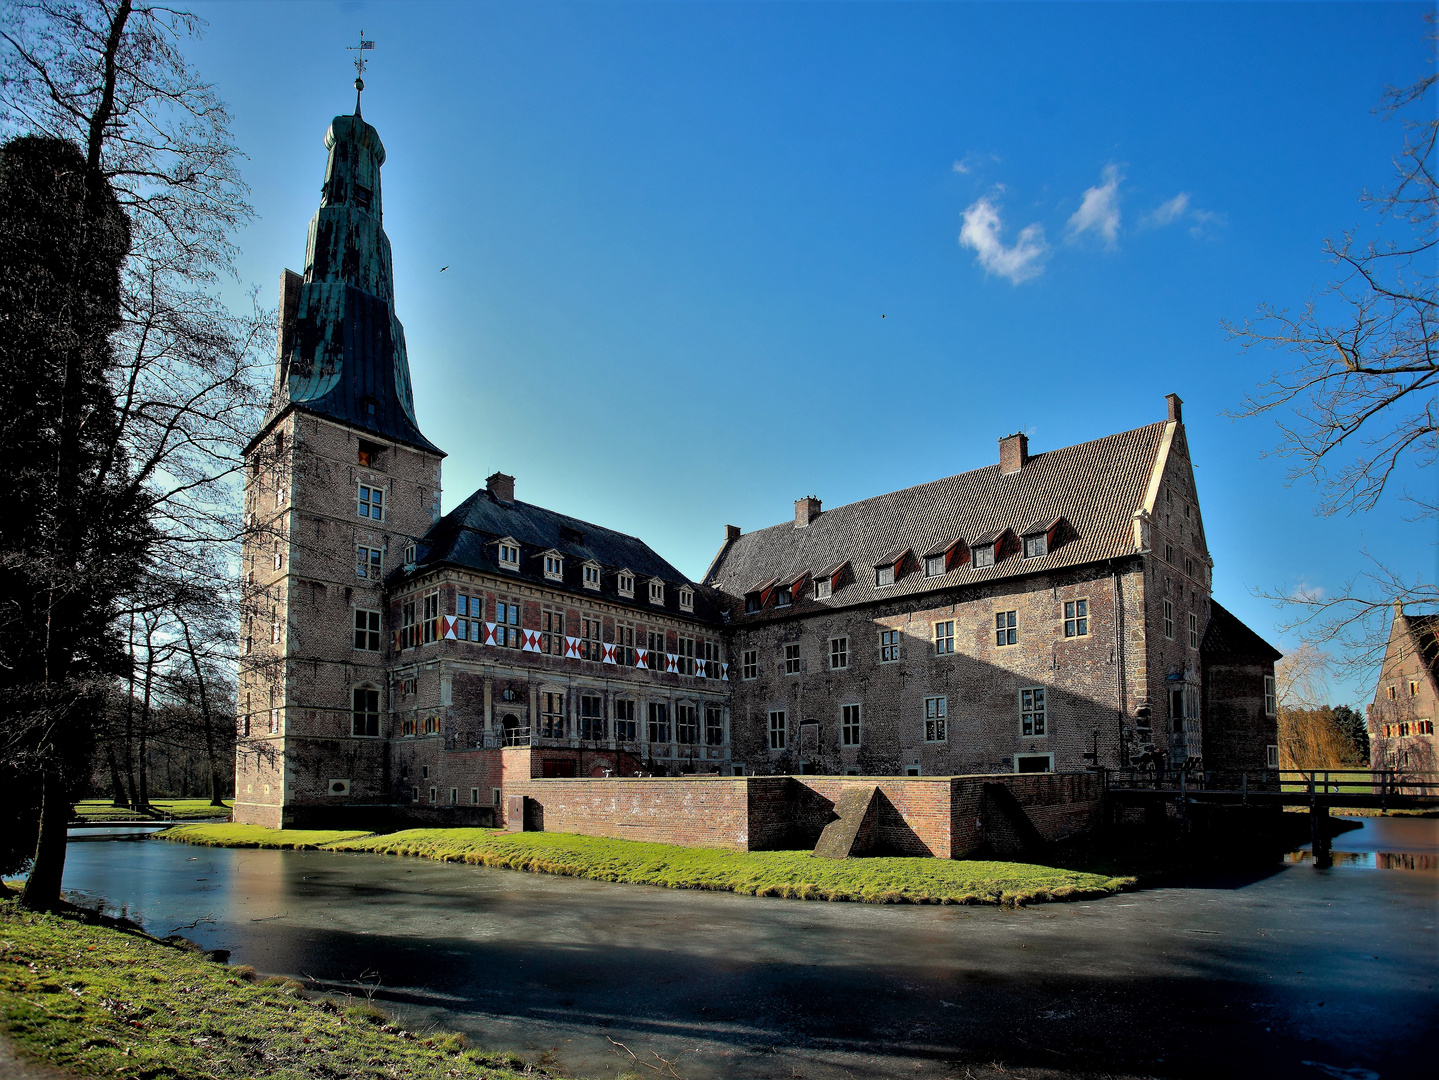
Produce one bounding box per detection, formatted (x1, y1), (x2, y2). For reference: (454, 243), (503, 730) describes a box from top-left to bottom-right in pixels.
(1229, 18), (1437, 671)
(0, 1), (270, 908)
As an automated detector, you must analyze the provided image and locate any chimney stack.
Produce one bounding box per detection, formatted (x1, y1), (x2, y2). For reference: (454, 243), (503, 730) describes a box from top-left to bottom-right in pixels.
(999, 432), (1029, 475)
(725, 524), (742, 542)
(794, 495), (822, 528)
(1166, 393), (1183, 423)
(486, 471), (515, 503)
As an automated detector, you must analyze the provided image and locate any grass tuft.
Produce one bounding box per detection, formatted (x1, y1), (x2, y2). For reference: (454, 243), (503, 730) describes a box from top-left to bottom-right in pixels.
(159, 824), (373, 849)
(0, 901), (570, 1079)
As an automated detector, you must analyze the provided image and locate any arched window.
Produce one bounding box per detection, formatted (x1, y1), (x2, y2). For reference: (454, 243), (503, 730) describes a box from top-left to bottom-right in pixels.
(352, 685), (380, 737)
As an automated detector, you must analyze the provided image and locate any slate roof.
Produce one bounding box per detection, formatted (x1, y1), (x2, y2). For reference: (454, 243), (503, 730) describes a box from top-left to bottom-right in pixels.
(396, 487), (723, 625)
(1398, 611), (1439, 680)
(706, 421), (1170, 617)
(1200, 601), (1282, 661)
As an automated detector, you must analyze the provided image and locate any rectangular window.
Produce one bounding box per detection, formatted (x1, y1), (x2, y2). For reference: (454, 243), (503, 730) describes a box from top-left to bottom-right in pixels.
(583, 563), (601, 590)
(1264, 675), (1277, 717)
(1410, 680), (1421, 697)
(813, 578), (832, 600)
(271, 618), (282, 645)
(1416, 719), (1434, 735)
(840, 703), (862, 747)
(400, 600), (416, 648)
(701, 639), (723, 679)
(879, 629), (900, 662)
(675, 703), (698, 744)
(498, 542), (520, 570)
(352, 687), (379, 737)
(540, 691), (565, 739)
(471, 788), (480, 806)
(934, 620), (954, 655)
(875, 565), (895, 588)
(1185, 556), (1194, 577)
(1170, 687), (1185, 732)
(421, 592), (439, 644)
(456, 594), (484, 642)
(358, 484), (383, 521)
(357, 545), (382, 580)
(676, 636), (696, 676)
(614, 699), (637, 741)
(649, 580), (665, 605)
(581, 617), (602, 661)
(614, 621), (635, 666)
(783, 643), (801, 675)
(1188, 612), (1199, 648)
(647, 701), (670, 743)
(745, 593), (762, 613)
(543, 554), (563, 580)
(1063, 599), (1088, 638)
(617, 572), (635, 598)
(705, 704), (724, 746)
(579, 694), (604, 740)
(1267, 744), (1279, 769)
(1163, 600), (1174, 640)
(1023, 534), (1047, 558)
(268, 708), (280, 735)
(973, 545), (995, 568)
(646, 629), (666, 671)
(492, 787), (503, 807)
(449, 788), (458, 806)
(768, 709), (787, 750)
(1165, 543), (1174, 564)
(925, 555), (945, 578)
(542, 609), (565, 656)
(494, 600), (521, 648)
(829, 636), (848, 670)
(1020, 687), (1046, 736)
(353, 609), (381, 651)
(742, 648), (759, 680)
(776, 585), (793, 607)
(924, 697), (947, 742)
(995, 610), (1017, 646)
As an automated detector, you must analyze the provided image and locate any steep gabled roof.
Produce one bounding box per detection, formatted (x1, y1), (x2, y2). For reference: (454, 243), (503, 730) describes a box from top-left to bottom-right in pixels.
(706, 421), (1169, 615)
(1201, 601), (1282, 661)
(395, 487), (722, 624)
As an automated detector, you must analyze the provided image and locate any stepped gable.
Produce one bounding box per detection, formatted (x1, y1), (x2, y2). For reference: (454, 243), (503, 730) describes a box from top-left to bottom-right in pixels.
(253, 113), (441, 455)
(401, 486), (724, 623)
(707, 421), (1169, 614)
(1201, 601), (1282, 661)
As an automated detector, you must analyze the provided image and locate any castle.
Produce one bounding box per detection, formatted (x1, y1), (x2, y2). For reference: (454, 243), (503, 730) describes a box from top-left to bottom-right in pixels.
(233, 105), (1279, 830)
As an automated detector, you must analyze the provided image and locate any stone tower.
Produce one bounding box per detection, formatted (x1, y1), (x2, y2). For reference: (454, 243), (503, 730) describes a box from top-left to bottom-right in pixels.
(234, 107), (444, 828)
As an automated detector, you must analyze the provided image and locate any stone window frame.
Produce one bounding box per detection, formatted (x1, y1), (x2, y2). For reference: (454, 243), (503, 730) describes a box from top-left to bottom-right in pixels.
(783, 642), (801, 676)
(542, 550), (564, 582)
(614, 698), (638, 742)
(614, 619), (635, 665)
(496, 537), (521, 573)
(674, 700), (700, 745)
(768, 709), (787, 751)
(1014, 752), (1054, 774)
(617, 569), (636, 599)
(470, 787), (480, 806)
(741, 648), (759, 681)
(933, 620), (955, 655)
(676, 635), (696, 676)
(879, 628), (901, 663)
(1264, 675), (1277, 717)
(1266, 744), (1279, 769)
(356, 544), (382, 580)
(582, 561), (603, 591)
(994, 610), (1017, 647)
(351, 684), (381, 738)
(647, 700), (671, 744)
(357, 482), (384, 522)
(704, 703), (725, 746)
(679, 585), (694, 612)
(541, 606), (565, 656)
(840, 703), (862, 747)
(924, 696), (947, 743)
(422, 591), (440, 645)
(1063, 599), (1089, 638)
(1019, 686), (1047, 737)
(648, 578), (666, 606)
(579, 693), (605, 740)
(539, 688), (567, 739)
(1163, 599), (1174, 640)
(829, 636), (849, 671)
(1188, 611), (1199, 649)
(924, 554), (946, 578)
(353, 607), (381, 651)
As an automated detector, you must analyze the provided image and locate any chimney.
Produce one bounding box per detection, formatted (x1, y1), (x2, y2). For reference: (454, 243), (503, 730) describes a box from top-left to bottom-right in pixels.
(486, 472), (515, 503)
(725, 524), (742, 542)
(1166, 393), (1183, 423)
(795, 495), (822, 528)
(999, 432), (1029, 475)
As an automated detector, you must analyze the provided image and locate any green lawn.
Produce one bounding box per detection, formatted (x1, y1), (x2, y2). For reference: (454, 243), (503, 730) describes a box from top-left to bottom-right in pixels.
(74, 799), (232, 822)
(163, 824), (1134, 905)
(0, 900), (571, 1080)
(160, 824), (372, 849)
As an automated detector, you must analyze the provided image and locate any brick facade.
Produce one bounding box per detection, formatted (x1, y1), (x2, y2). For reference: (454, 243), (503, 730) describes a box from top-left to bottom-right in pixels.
(1369, 605), (1438, 777)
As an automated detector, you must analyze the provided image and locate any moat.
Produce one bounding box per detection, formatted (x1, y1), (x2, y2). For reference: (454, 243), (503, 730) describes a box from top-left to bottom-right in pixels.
(64, 817), (1438, 1080)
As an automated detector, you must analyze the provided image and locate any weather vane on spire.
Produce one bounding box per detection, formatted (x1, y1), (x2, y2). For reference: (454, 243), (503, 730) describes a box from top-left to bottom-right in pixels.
(347, 30), (375, 116)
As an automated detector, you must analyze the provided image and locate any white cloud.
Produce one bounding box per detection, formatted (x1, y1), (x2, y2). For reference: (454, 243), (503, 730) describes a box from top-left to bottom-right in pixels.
(1145, 192), (1190, 228)
(1065, 164), (1123, 247)
(952, 159), (971, 174)
(952, 152), (1000, 175)
(1287, 580), (1327, 604)
(958, 197), (1048, 284)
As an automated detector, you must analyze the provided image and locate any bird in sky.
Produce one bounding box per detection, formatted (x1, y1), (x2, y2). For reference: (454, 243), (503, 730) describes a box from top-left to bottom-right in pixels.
(440, 265), (449, 273)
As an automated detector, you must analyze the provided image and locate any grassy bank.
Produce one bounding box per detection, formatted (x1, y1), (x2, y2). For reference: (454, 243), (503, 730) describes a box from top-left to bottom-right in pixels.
(0, 900), (566, 1080)
(162, 825), (1133, 905)
(160, 824), (372, 849)
(74, 799), (232, 822)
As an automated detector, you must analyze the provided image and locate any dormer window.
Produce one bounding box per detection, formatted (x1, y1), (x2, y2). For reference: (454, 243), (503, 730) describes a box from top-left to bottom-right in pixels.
(776, 585), (793, 607)
(925, 556), (944, 577)
(617, 570), (635, 598)
(497, 539), (520, 572)
(745, 592), (762, 613)
(679, 585), (694, 612)
(813, 578), (831, 600)
(972, 531), (1002, 568)
(1020, 517), (1062, 559)
(873, 549), (908, 589)
(648, 579), (665, 605)
(542, 551), (564, 581)
(404, 543), (417, 565)
(1023, 534), (1047, 558)
(923, 538), (963, 578)
(583, 562), (602, 591)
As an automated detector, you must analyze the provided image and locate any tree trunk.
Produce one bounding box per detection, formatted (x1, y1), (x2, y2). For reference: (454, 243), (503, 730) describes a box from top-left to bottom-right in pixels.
(181, 619), (225, 806)
(105, 740), (126, 807)
(21, 760), (73, 911)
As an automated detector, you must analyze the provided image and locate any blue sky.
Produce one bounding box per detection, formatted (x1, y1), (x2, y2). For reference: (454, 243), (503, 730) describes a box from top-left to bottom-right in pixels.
(188, 1), (1431, 704)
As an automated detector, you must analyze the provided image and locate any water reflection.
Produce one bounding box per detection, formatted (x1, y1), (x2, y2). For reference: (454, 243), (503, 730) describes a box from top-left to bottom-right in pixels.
(1284, 848), (1437, 870)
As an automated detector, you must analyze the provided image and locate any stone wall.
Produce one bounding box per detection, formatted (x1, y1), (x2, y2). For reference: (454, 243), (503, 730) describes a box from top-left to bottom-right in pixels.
(505, 776), (754, 849)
